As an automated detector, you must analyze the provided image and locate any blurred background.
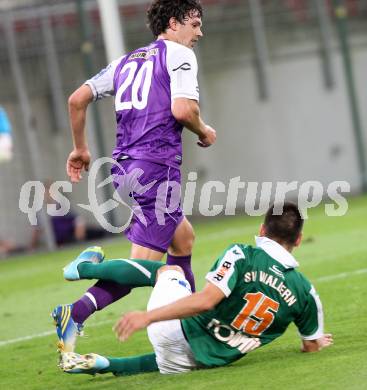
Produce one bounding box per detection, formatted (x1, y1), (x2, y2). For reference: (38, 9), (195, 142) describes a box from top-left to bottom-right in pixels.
(0, 0), (366, 253)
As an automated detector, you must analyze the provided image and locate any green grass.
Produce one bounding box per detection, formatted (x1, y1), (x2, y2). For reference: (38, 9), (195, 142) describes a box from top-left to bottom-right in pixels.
(1, 196), (367, 389)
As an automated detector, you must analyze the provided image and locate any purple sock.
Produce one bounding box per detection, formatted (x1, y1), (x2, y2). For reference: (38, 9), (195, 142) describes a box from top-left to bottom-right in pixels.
(71, 295), (96, 325)
(71, 281), (132, 324)
(166, 254), (196, 292)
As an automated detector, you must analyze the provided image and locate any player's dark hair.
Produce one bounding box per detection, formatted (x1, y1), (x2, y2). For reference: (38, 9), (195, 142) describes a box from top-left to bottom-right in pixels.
(263, 202), (304, 246)
(147, 0), (203, 37)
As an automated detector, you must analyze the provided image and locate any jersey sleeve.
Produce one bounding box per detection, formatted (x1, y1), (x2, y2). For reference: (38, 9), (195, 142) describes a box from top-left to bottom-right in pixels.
(294, 285), (324, 340)
(85, 56), (124, 101)
(205, 244), (245, 297)
(166, 43), (199, 101)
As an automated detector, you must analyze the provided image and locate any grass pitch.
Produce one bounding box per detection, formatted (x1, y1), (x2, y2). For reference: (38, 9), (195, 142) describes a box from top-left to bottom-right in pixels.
(0, 196), (366, 390)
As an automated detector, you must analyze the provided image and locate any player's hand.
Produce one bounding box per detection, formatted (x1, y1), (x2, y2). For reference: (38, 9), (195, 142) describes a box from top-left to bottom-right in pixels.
(301, 333), (333, 352)
(317, 333), (333, 350)
(197, 125), (216, 148)
(113, 311), (150, 342)
(66, 148), (91, 183)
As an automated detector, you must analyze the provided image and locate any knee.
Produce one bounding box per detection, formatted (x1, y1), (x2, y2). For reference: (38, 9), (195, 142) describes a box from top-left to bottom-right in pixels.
(156, 265), (184, 280)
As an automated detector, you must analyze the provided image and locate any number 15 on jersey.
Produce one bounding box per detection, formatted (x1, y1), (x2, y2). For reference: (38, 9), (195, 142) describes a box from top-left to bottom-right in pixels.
(231, 292), (280, 336)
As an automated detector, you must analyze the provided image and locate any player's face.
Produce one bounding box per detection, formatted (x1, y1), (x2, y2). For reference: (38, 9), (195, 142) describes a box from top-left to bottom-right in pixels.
(175, 11), (203, 49)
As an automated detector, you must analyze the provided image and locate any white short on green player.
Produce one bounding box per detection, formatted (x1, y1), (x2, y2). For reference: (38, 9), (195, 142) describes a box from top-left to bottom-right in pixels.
(147, 269), (197, 374)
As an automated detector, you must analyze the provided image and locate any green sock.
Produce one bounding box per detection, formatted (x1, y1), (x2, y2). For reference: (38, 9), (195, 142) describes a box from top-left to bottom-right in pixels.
(78, 259), (164, 287)
(100, 353), (158, 376)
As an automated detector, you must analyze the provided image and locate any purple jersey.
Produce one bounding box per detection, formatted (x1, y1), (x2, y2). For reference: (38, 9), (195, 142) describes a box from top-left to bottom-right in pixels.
(86, 40), (199, 169)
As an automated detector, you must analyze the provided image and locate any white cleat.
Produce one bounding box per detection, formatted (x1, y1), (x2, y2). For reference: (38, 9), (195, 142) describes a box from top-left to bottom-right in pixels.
(59, 352), (109, 375)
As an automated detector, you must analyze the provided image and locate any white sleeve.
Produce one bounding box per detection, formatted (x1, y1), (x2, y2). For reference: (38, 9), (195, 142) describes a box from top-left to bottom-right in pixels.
(166, 42), (199, 102)
(297, 286), (325, 340)
(205, 245), (245, 297)
(85, 56), (125, 101)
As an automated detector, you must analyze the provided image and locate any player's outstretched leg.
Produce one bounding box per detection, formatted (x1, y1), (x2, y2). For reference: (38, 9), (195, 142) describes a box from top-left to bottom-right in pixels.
(69, 258), (165, 325)
(60, 352), (158, 376)
(72, 258), (164, 286)
(51, 247), (104, 352)
(52, 249), (164, 352)
(69, 259), (165, 328)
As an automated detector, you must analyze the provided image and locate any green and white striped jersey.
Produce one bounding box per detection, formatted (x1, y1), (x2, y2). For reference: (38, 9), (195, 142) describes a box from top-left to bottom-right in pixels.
(181, 237), (324, 368)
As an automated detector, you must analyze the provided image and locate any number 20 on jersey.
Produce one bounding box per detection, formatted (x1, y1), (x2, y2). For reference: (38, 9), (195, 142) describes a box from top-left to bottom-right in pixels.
(115, 61), (154, 111)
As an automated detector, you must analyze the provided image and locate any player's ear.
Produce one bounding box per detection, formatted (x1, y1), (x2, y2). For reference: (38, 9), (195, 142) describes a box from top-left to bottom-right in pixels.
(168, 17), (179, 31)
(294, 233), (302, 247)
(259, 224), (266, 237)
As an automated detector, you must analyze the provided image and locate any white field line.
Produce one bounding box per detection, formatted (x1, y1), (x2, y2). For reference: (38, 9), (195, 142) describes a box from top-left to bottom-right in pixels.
(0, 319), (113, 348)
(314, 267), (367, 282)
(1, 267), (366, 348)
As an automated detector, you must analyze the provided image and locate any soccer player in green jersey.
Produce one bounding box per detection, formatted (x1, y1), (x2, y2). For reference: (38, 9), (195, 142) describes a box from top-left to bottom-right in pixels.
(58, 202), (333, 375)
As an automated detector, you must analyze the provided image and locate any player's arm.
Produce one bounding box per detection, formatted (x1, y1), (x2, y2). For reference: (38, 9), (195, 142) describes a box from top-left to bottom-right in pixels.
(114, 282), (225, 341)
(295, 285), (333, 352)
(66, 85), (93, 183)
(172, 98), (216, 147)
(168, 44), (216, 147)
(68, 85), (93, 151)
(66, 57), (121, 182)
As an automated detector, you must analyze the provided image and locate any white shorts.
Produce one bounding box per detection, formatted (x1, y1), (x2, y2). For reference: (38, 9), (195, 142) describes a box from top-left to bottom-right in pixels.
(147, 270), (198, 374)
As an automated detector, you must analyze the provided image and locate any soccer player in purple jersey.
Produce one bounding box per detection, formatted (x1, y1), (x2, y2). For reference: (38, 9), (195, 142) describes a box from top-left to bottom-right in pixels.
(52, 0), (216, 353)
